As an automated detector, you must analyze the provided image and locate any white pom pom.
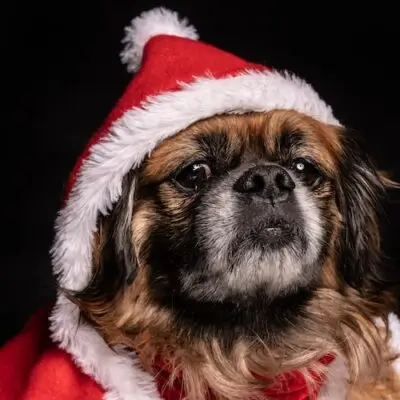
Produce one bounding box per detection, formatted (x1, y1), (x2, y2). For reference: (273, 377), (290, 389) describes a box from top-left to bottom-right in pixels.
(120, 7), (199, 73)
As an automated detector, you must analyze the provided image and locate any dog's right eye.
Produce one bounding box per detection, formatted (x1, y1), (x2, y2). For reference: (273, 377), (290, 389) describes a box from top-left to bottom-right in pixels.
(173, 162), (212, 191)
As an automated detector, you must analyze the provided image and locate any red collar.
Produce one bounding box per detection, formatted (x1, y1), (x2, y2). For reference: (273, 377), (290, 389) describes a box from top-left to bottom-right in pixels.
(153, 354), (334, 400)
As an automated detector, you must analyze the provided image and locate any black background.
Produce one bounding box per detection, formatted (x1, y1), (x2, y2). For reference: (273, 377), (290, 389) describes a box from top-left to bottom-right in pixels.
(3, 2), (400, 346)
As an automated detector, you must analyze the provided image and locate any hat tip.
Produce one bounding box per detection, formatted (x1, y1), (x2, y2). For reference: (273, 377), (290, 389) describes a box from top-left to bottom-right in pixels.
(120, 7), (199, 73)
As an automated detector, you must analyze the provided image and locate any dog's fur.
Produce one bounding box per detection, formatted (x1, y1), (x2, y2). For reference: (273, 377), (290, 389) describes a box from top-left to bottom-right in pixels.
(67, 110), (399, 399)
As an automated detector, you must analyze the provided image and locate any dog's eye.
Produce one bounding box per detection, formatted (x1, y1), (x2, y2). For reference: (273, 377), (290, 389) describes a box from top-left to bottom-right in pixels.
(291, 158), (322, 187)
(174, 162), (212, 191)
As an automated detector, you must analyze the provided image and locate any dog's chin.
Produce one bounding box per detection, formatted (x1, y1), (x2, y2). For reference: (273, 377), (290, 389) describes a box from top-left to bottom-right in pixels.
(179, 222), (316, 304)
(169, 241), (317, 338)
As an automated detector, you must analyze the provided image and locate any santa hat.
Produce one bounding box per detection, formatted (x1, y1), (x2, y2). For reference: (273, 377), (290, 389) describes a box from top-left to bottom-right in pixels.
(49, 7), (344, 400)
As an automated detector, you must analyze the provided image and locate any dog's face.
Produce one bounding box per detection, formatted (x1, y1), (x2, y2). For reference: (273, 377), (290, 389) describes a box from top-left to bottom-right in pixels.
(140, 110), (337, 304)
(76, 110), (390, 337)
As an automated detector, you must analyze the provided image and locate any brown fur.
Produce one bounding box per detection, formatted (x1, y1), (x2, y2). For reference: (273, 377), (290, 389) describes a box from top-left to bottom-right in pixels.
(70, 110), (399, 399)
(143, 111), (341, 183)
(348, 365), (400, 400)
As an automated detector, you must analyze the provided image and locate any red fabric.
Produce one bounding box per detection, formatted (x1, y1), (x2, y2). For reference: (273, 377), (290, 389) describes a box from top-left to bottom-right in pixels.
(153, 355), (334, 400)
(0, 307), (333, 400)
(64, 34), (268, 202)
(0, 307), (103, 400)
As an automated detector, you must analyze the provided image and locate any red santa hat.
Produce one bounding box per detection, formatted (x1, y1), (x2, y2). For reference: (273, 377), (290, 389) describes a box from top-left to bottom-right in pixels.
(45, 6), (387, 400)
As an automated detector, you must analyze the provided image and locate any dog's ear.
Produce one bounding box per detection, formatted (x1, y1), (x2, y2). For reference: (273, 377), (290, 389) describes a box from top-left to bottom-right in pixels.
(112, 170), (138, 286)
(72, 170), (138, 304)
(335, 130), (397, 292)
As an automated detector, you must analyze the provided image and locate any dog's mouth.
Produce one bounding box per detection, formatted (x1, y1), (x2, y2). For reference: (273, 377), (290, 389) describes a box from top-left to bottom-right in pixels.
(236, 218), (298, 251)
(250, 220), (291, 234)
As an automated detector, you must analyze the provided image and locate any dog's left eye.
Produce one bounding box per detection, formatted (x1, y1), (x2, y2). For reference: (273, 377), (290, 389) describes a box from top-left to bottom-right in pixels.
(173, 162), (212, 191)
(291, 157), (323, 187)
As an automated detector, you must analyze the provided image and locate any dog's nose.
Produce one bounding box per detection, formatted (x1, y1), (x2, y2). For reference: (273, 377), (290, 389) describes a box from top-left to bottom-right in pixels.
(233, 165), (295, 203)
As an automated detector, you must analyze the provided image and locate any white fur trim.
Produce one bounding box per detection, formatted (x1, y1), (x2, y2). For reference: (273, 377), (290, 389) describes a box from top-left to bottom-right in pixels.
(50, 294), (162, 400)
(375, 312), (400, 374)
(388, 312), (400, 373)
(50, 69), (341, 399)
(318, 355), (348, 400)
(120, 7), (199, 73)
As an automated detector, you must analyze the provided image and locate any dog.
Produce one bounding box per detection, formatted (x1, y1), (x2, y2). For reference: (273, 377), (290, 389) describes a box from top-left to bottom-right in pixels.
(66, 109), (400, 399)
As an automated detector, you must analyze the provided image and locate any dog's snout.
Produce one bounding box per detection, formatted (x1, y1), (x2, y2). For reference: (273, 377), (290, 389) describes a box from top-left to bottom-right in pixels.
(233, 165), (295, 203)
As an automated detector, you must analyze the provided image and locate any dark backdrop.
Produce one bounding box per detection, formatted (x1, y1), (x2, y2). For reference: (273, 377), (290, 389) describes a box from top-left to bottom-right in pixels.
(3, 2), (400, 346)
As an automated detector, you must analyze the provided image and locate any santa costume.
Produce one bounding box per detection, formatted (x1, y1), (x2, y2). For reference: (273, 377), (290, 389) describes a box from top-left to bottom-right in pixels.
(1, 7), (399, 400)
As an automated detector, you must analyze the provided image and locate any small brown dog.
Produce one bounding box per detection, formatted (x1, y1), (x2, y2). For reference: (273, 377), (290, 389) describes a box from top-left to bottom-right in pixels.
(46, 7), (400, 400)
(72, 110), (400, 400)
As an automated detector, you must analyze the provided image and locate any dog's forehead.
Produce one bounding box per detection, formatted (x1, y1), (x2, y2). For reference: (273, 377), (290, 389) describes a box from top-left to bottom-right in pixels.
(141, 110), (342, 181)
